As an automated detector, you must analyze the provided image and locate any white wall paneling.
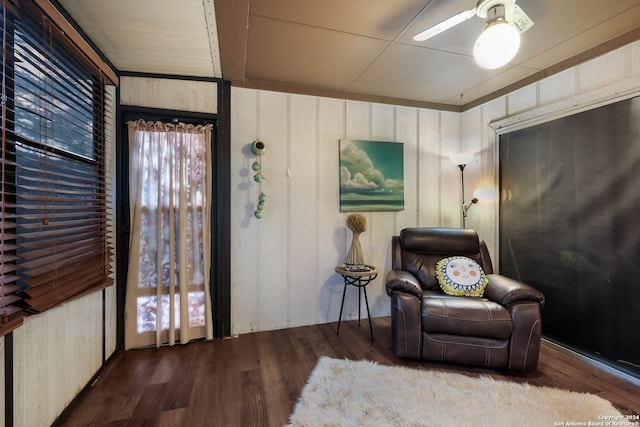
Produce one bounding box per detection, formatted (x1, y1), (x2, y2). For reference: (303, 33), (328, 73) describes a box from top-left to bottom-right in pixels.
(439, 111), (464, 228)
(394, 107), (419, 234)
(417, 109), (443, 227)
(120, 76), (218, 114)
(289, 95), (321, 327)
(13, 292), (107, 426)
(230, 88), (462, 335)
(254, 91), (290, 332)
(539, 68), (577, 106)
(317, 98), (348, 326)
(579, 47), (627, 94)
(507, 84), (538, 116)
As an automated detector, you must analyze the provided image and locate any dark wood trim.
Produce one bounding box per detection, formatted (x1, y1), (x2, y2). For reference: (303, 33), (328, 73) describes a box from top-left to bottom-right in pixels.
(115, 86), (127, 351)
(231, 78), (463, 112)
(102, 288), (106, 364)
(4, 333), (13, 427)
(117, 89), (232, 345)
(118, 71), (221, 83)
(213, 79), (232, 338)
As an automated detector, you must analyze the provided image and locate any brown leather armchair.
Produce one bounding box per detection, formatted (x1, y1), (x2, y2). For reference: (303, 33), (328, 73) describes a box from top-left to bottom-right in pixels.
(385, 227), (545, 371)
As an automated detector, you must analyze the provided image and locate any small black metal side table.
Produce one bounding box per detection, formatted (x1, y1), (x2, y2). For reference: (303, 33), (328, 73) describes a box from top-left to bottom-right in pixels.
(335, 264), (378, 341)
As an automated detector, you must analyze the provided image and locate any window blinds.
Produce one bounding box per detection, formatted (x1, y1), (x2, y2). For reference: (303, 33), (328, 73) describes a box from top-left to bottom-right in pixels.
(1, 0), (113, 327)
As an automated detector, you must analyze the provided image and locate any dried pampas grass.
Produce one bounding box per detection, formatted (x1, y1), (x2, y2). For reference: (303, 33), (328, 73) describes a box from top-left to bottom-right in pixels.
(346, 214), (366, 265)
(346, 213), (366, 233)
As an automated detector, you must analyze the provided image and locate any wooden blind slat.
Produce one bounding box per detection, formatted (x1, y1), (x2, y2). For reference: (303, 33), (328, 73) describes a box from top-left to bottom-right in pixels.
(18, 230), (100, 249)
(21, 247), (103, 277)
(24, 262), (104, 295)
(18, 236), (103, 261)
(1, 1), (114, 322)
(25, 276), (107, 313)
(24, 256), (105, 293)
(17, 224), (105, 241)
(19, 218), (106, 230)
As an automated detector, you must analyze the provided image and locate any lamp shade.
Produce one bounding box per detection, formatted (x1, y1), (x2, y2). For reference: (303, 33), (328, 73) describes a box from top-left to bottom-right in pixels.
(449, 151), (474, 167)
(473, 20), (520, 69)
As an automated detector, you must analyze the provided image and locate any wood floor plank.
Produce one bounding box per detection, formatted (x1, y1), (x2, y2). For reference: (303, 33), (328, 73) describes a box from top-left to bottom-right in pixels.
(56, 317), (640, 426)
(256, 332), (297, 426)
(155, 408), (187, 427)
(240, 369), (268, 427)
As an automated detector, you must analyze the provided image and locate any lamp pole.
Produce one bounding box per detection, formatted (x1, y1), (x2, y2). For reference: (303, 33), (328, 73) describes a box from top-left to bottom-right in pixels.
(458, 163), (467, 228)
(450, 152), (477, 229)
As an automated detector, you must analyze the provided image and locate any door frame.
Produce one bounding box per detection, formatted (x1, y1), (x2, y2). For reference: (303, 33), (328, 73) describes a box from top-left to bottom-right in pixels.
(115, 79), (231, 349)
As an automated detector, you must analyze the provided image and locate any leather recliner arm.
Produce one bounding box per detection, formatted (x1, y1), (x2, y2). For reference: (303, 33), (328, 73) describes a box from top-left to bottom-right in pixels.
(484, 274), (544, 370)
(484, 274), (545, 307)
(385, 270), (423, 299)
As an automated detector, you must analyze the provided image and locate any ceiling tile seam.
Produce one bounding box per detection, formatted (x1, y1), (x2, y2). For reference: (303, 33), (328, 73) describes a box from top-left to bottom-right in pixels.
(450, 63), (540, 105)
(516, 4), (640, 69)
(248, 13), (394, 40)
(343, 0), (437, 93)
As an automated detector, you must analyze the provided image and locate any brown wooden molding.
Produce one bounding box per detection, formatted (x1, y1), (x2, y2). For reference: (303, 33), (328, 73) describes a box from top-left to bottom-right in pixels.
(33, 0), (119, 85)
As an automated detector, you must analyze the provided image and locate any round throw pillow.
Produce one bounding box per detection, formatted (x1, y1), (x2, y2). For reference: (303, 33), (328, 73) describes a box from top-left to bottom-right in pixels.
(436, 256), (488, 297)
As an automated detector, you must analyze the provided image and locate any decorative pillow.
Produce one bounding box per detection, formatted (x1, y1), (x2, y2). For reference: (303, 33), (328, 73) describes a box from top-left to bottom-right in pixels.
(436, 256), (488, 297)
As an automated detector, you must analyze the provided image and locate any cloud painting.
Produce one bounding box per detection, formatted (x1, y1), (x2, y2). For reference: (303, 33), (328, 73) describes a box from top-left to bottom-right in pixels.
(339, 139), (404, 212)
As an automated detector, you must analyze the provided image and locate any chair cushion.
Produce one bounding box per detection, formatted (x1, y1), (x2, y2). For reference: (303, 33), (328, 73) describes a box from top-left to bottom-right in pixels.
(436, 256), (488, 297)
(421, 294), (512, 339)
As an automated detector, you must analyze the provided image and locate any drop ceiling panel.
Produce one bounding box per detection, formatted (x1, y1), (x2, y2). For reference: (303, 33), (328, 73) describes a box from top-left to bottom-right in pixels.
(349, 44), (487, 103)
(245, 16), (389, 90)
(249, 0), (429, 40)
(518, 3), (640, 70)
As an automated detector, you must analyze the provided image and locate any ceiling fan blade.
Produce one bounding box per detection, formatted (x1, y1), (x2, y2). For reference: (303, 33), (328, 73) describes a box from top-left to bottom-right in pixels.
(412, 8), (476, 42)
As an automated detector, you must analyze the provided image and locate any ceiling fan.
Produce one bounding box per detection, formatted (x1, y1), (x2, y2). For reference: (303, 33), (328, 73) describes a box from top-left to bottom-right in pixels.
(413, 0), (534, 69)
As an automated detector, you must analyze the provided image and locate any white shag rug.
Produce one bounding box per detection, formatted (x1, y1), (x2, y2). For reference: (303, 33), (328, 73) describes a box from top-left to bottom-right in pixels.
(287, 357), (625, 427)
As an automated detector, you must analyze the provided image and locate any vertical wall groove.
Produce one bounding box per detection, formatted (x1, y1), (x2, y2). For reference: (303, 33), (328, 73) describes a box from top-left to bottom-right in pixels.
(286, 94), (292, 326)
(314, 97), (321, 324)
(437, 111), (443, 226)
(415, 109), (420, 226)
(255, 90), (261, 331)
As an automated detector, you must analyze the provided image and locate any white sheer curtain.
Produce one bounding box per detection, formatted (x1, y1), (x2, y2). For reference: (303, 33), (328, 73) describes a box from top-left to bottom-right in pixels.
(125, 120), (213, 349)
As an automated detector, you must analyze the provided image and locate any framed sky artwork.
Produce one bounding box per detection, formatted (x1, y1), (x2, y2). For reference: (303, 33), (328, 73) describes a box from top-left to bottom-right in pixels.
(339, 139), (404, 212)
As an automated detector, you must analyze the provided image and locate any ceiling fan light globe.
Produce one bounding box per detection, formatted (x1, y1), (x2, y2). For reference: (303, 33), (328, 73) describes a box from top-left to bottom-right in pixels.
(473, 20), (520, 69)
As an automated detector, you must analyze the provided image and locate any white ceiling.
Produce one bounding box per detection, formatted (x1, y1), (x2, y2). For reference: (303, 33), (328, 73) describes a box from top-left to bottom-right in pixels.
(58, 0), (640, 111)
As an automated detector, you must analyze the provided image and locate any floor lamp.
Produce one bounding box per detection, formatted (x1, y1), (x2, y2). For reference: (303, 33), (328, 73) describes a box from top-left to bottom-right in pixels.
(449, 152), (478, 228)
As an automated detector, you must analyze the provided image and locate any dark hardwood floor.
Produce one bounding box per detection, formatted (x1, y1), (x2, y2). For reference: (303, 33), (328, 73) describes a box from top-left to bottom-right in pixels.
(56, 317), (640, 426)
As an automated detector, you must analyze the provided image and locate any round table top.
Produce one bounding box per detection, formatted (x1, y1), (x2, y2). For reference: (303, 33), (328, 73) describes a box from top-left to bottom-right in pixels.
(335, 264), (378, 277)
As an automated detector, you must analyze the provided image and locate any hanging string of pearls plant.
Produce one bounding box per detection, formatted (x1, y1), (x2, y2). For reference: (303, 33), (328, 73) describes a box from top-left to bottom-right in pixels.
(251, 139), (267, 218)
